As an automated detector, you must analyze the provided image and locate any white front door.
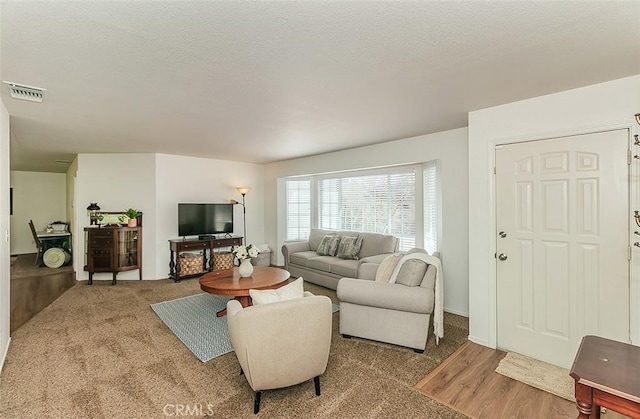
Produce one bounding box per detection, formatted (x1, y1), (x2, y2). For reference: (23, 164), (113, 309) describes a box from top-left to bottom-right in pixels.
(496, 129), (630, 368)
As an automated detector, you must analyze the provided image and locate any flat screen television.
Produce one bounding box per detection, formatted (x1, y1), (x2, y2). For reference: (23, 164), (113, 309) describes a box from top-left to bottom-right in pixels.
(178, 203), (234, 237)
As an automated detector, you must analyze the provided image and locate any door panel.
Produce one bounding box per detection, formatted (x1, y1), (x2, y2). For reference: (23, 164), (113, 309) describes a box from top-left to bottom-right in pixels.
(496, 130), (629, 368)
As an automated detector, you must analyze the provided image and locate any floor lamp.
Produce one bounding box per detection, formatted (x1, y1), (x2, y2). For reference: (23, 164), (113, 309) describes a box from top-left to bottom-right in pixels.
(231, 187), (250, 244)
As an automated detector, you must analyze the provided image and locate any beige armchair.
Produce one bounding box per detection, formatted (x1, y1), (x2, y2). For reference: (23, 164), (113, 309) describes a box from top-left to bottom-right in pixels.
(336, 249), (443, 352)
(226, 294), (333, 414)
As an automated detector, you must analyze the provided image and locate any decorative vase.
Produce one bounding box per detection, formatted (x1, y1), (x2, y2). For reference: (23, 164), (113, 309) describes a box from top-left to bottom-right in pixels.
(128, 218), (137, 227)
(238, 258), (254, 277)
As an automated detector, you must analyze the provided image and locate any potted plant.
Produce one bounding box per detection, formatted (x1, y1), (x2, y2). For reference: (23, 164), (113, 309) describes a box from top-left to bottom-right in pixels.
(123, 208), (142, 227)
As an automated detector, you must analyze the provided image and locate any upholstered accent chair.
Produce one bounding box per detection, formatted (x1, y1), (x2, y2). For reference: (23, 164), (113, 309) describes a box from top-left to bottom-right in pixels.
(226, 294), (333, 414)
(336, 249), (443, 353)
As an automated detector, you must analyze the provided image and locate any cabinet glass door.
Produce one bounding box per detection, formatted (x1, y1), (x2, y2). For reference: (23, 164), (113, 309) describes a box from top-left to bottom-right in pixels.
(117, 229), (139, 268)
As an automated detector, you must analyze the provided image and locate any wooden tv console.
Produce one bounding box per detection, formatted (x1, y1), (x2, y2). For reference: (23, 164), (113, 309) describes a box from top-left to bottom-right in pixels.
(168, 236), (243, 282)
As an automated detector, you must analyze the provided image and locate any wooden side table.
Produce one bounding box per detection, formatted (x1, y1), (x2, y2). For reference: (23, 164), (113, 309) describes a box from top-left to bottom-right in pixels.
(569, 335), (640, 418)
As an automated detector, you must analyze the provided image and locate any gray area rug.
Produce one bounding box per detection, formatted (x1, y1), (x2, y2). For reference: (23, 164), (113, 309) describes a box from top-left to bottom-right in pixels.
(151, 293), (233, 362)
(152, 293), (339, 362)
(495, 352), (574, 401)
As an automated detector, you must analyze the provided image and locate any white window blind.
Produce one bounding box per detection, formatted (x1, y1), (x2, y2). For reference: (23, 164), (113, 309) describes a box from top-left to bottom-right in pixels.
(423, 160), (439, 254)
(318, 169), (416, 251)
(285, 179), (311, 241)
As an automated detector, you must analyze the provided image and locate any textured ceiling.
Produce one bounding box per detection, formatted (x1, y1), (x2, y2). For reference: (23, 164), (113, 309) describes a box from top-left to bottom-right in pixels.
(2, 1), (639, 173)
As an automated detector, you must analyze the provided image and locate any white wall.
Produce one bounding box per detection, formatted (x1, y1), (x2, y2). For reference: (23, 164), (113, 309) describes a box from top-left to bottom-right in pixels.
(468, 75), (640, 347)
(74, 153), (264, 281)
(0, 97), (11, 371)
(264, 128), (469, 316)
(0, 3), (9, 369)
(9, 171), (67, 255)
(154, 154), (265, 279)
(76, 153), (157, 280)
(66, 157), (78, 239)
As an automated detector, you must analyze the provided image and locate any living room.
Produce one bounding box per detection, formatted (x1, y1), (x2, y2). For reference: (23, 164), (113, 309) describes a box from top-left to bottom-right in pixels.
(2, 2), (640, 417)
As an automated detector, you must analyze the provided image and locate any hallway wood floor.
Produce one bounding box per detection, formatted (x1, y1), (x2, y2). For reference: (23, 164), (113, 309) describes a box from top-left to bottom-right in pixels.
(415, 340), (627, 419)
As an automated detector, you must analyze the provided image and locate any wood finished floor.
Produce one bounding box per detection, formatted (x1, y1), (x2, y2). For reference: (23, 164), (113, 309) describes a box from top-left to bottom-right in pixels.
(415, 341), (627, 419)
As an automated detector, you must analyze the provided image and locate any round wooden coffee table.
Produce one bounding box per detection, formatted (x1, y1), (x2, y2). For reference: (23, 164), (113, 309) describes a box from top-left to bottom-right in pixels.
(199, 266), (290, 317)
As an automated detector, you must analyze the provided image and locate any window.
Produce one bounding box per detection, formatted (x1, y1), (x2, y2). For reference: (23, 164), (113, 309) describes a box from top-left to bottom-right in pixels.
(284, 162), (439, 253)
(285, 179), (311, 241)
(318, 167), (416, 251)
(423, 161), (440, 254)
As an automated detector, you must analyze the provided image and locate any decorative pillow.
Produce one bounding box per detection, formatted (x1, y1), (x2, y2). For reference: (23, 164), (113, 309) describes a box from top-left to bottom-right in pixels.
(249, 277), (305, 305)
(317, 234), (341, 256)
(336, 235), (363, 260)
(375, 253), (404, 282)
(394, 259), (428, 287)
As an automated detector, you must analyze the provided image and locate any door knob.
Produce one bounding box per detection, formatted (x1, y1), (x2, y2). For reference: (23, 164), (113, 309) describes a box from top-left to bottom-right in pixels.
(498, 253), (508, 261)
(499, 231), (507, 238)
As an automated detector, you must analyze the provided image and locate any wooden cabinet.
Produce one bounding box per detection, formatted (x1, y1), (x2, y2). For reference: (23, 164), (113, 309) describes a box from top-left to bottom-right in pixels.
(168, 236), (242, 282)
(85, 226), (142, 285)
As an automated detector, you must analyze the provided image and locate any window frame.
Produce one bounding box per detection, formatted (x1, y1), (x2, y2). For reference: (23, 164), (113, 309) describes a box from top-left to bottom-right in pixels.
(284, 177), (313, 242)
(316, 165), (420, 251)
(283, 161), (440, 253)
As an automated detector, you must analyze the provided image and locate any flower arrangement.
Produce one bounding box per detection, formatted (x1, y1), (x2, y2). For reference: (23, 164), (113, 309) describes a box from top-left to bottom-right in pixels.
(232, 244), (259, 261)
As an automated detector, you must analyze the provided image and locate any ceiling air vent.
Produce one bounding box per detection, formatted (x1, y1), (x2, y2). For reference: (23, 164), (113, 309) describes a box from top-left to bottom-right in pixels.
(3, 81), (46, 103)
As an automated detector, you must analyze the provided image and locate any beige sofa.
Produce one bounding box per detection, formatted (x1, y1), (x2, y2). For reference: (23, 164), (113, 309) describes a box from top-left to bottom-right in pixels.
(281, 228), (399, 290)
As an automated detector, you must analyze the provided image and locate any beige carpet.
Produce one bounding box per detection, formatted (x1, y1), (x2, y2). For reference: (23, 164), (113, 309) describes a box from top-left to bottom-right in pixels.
(1, 279), (469, 418)
(495, 352), (574, 401)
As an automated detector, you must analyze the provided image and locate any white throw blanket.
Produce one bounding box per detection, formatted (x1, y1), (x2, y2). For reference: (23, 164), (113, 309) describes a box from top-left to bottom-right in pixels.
(389, 252), (444, 344)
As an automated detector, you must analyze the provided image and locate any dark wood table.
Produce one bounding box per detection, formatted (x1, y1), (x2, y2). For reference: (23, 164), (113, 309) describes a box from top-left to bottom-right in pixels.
(569, 335), (640, 418)
(168, 236), (243, 282)
(199, 266), (290, 317)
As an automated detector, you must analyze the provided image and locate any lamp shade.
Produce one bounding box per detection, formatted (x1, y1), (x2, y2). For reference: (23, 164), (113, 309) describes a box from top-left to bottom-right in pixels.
(87, 203), (100, 211)
(236, 187), (250, 195)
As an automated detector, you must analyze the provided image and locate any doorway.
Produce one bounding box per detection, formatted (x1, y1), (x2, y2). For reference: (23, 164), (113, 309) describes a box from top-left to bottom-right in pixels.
(496, 129), (630, 368)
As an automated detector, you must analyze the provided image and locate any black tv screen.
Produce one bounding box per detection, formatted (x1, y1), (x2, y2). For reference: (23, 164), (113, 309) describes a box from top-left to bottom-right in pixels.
(178, 203), (234, 237)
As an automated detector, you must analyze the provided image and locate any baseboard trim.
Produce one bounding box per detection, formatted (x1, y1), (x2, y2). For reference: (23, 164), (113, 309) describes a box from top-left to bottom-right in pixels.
(468, 334), (492, 348)
(444, 307), (469, 317)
